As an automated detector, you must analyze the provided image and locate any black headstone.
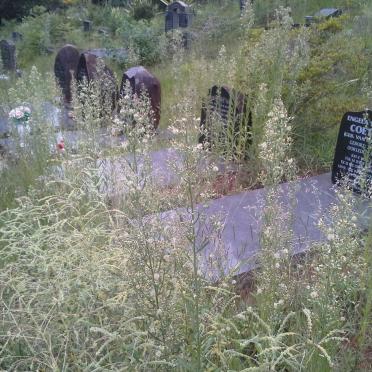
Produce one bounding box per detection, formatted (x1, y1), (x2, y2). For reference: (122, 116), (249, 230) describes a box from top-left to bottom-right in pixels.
(199, 86), (251, 154)
(332, 110), (372, 194)
(11, 32), (23, 42)
(83, 20), (92, 32)
(54, 44), (80, 103)
(0, 40), (16, 71)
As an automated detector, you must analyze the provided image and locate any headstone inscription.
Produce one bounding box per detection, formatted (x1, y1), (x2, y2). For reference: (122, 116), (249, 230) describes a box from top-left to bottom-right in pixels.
(199, 86), (252, 154)
(76, 53), (118, 110)
(119, 66), (161, 129)
(0, 40), (16, 71)
(332, 110), (372, 194)
(54, 44), (80, 103)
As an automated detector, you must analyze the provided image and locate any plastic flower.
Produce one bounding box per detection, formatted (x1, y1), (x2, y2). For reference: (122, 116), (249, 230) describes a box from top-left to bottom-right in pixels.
(57, 139), (65, 153)
(9, 106), (31, 124)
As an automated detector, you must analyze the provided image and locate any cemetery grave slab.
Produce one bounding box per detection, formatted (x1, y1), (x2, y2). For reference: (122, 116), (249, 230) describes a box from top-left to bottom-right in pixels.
(154, 172), (371, 278)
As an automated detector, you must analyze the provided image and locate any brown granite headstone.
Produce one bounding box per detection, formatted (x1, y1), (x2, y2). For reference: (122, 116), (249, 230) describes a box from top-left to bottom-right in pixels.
(119, 66), (161, 129)
(54, 44), (80, 103)
(76, 52), (118, 110)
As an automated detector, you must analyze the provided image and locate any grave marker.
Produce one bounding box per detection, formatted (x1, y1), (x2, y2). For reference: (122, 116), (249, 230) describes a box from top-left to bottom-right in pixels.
(332, 110), (372, 194)
(314, 8), (342, 19)
(76, 53), (118, 110)
(54, 44), (80, 103)
(165, 1), (193, 32)
(199, 86), (251, 155)
(83, 20), (92, 32)
(120, 66), (161, 129)
(11, 32), (22, 42)
(0, 40), (16, 72)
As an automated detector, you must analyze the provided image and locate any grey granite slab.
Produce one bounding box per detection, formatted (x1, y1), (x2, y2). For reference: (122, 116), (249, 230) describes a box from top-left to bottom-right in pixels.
(153, 173), (371, 278)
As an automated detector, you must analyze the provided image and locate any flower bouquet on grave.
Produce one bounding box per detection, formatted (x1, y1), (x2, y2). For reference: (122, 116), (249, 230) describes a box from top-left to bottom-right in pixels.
(8, 105), (32, 147)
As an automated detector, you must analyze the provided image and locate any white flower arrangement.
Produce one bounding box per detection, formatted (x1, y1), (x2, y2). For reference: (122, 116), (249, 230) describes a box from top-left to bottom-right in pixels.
(8, 106), (31, 125)
(8, 106), (32, 147)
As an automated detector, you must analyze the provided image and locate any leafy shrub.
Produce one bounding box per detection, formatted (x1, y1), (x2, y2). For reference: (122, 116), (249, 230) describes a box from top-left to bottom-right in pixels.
(132, 0), (155, 21)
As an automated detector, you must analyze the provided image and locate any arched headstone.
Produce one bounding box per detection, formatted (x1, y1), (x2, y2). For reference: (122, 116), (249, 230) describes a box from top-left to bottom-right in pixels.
(54, 44), (80, 103)
(119, 66), (161, 129)
(76, 53), (118, 110)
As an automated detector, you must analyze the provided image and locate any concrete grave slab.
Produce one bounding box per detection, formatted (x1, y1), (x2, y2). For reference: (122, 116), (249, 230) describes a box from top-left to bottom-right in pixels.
(154, 172), (371, 277)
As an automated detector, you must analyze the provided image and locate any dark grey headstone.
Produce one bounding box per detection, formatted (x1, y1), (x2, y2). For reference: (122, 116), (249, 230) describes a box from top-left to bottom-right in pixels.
(305, 16), (314, 26)
(0, 116), (10, 138)
(332, 110), (372, 194)
(98, 28), (109, 36)
(165, 1), (193, 32)
(83, 20), (92, 32)
(0, 40), (16, 71)
(199, 86), (251, 155)
(11, 32), (23, 42)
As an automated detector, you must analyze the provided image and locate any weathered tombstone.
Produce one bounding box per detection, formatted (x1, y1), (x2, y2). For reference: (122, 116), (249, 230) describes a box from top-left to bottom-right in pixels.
(76, 52), (118, 110)
(98, 28), (109, 37)
(87, 48), (127, 60)
(11, 31), (22, 42)
(332, 110), (372, 194)
(54, 44), (80, 103)
(314, 8), (342, 19)
(119, 66), (161, 129)
(83, 20), (92, 32)
(304, 16), (314, 26)
(158, 0), (168, 11)
(165, 1), (193, 32)
(0, 40), (16, 72)
(199, 86), (251, 154)
(0, 116), (10, 138)
(305, 8), (342, 26)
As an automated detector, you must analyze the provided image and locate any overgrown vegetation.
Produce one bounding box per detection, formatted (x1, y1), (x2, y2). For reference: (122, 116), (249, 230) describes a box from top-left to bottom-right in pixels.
(0, 0), (371, 370)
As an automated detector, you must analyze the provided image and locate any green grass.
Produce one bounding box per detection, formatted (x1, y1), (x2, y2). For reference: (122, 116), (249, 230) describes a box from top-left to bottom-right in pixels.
(0, 1), (371, 370)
